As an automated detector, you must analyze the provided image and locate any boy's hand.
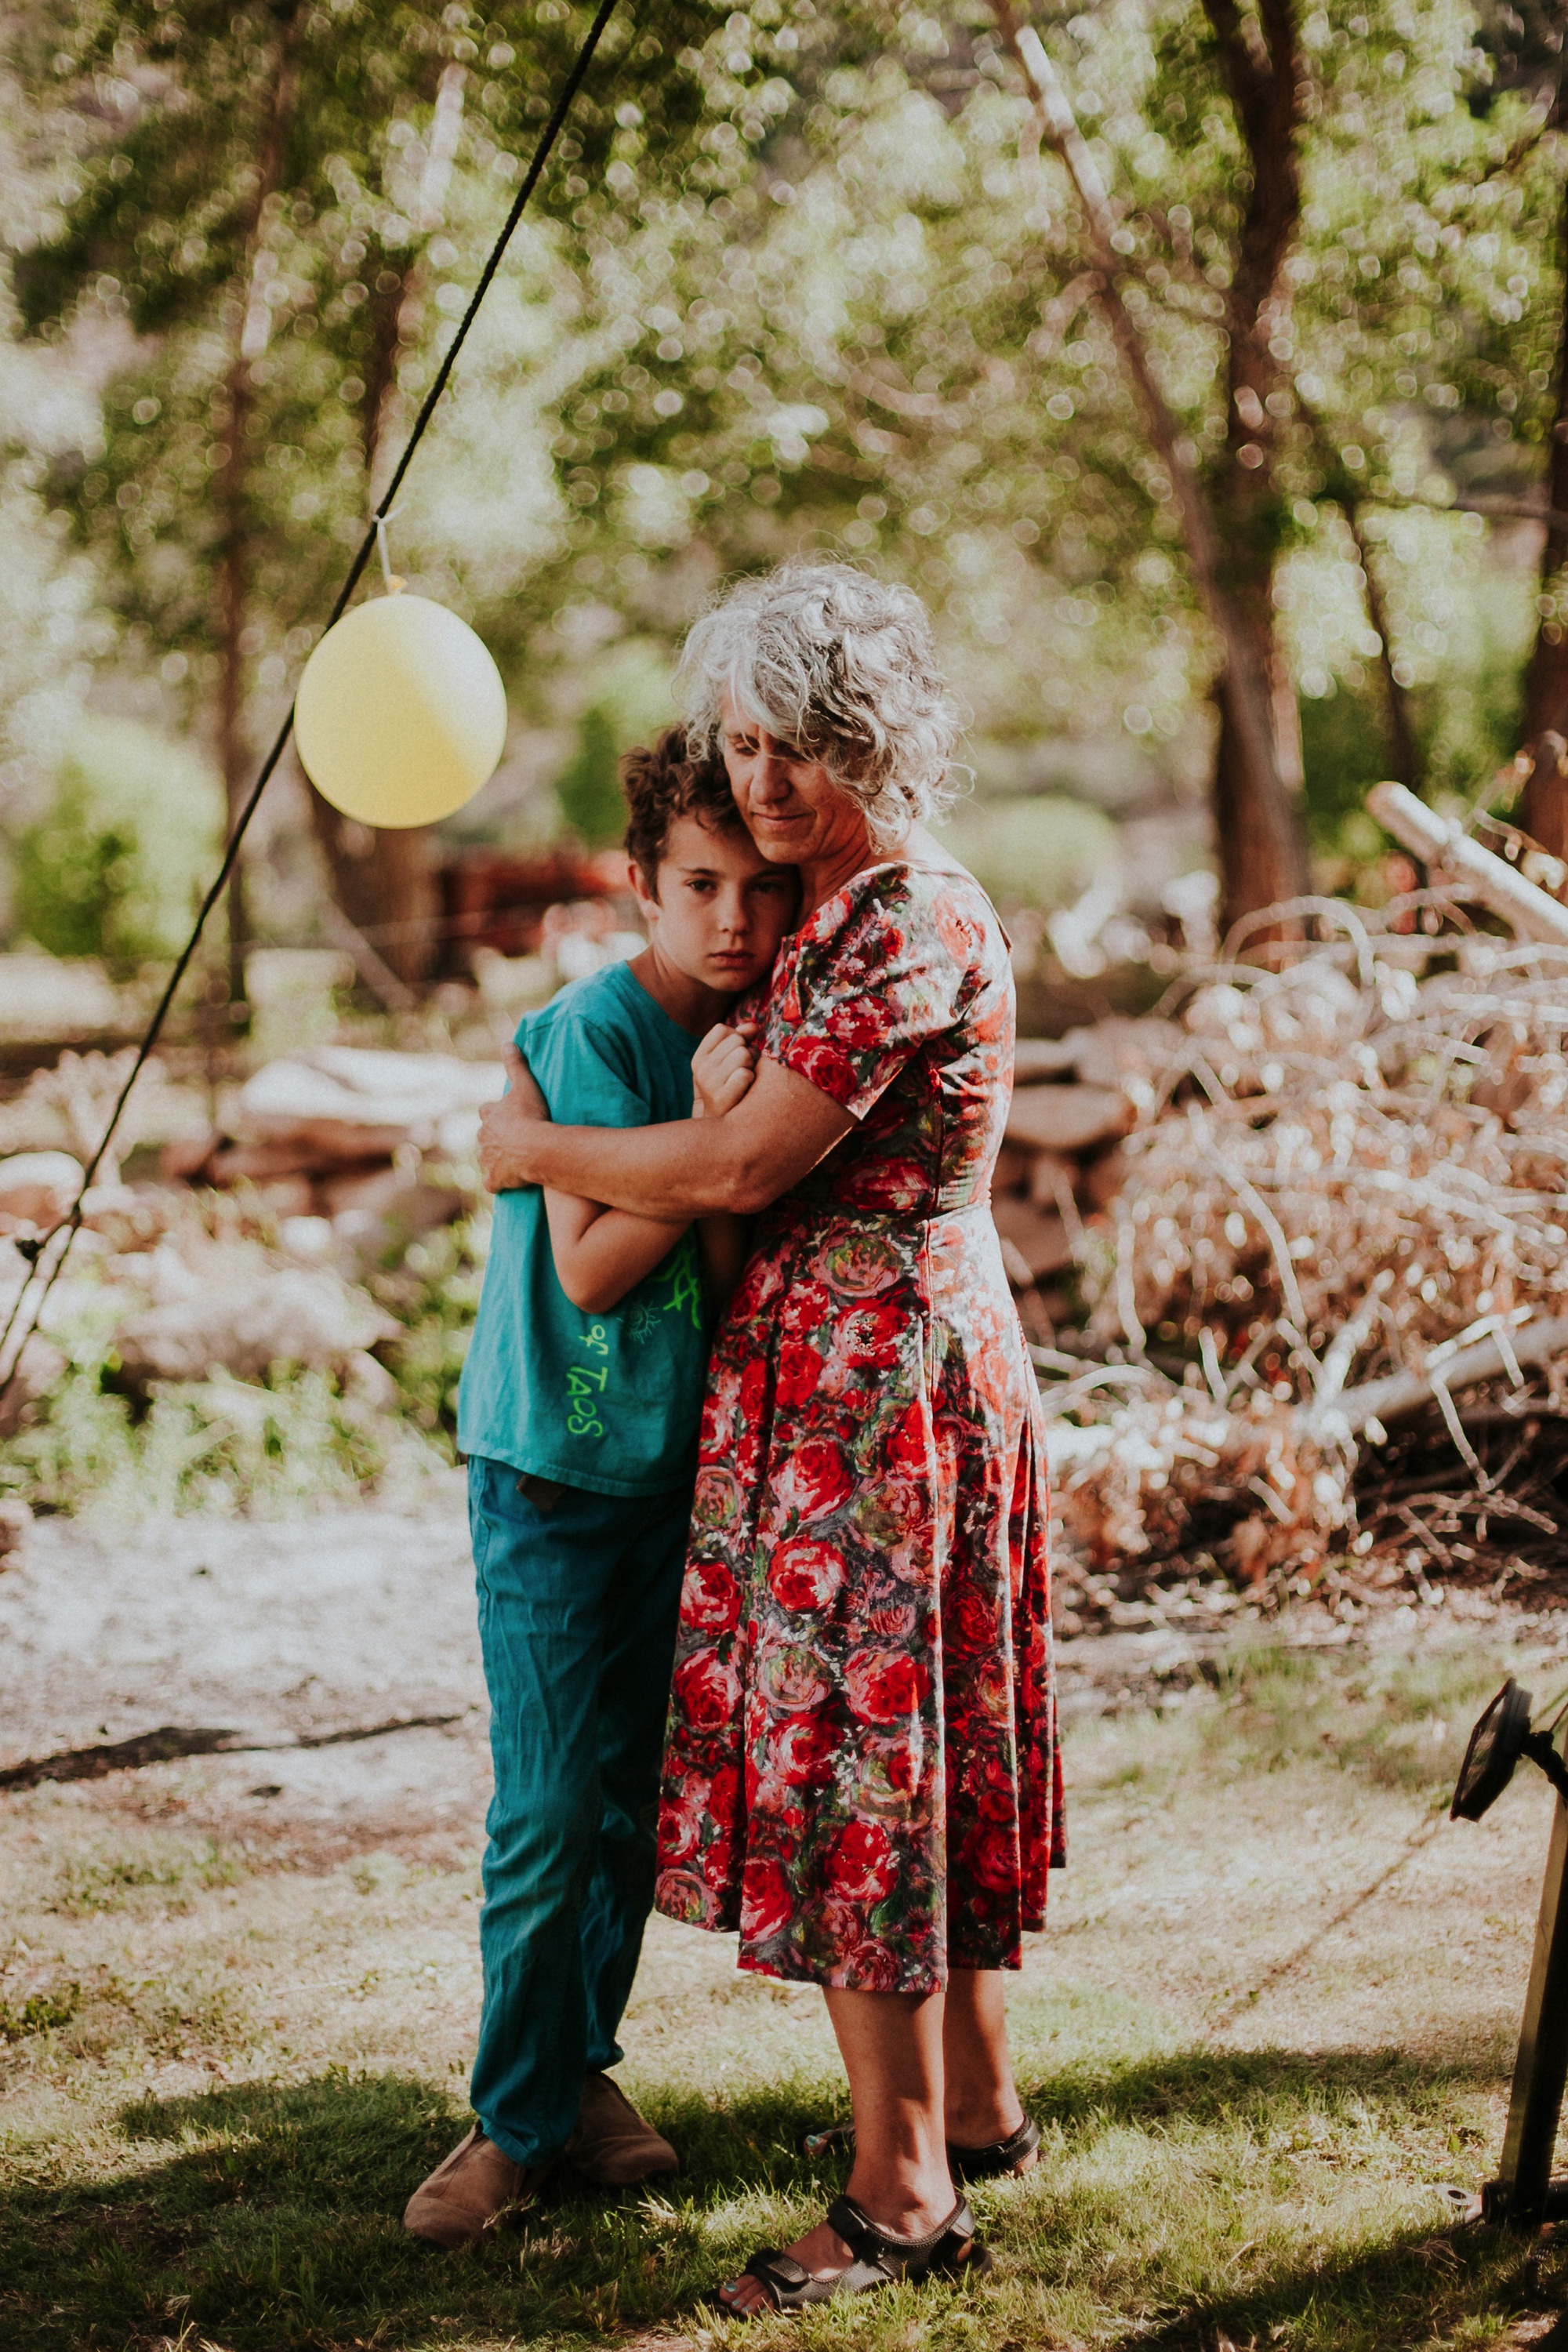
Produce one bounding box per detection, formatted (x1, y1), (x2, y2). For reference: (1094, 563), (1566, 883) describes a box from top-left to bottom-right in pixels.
(478, 1044), (550, 1192)
(692, 1022), (758, 1121)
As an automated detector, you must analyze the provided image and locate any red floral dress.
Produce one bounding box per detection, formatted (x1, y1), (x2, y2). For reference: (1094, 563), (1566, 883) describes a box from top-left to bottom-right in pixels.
(654, 862), (1064, 1994)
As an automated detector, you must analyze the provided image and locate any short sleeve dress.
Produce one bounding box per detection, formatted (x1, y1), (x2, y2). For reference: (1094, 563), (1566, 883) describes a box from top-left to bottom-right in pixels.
(653, 862), (1064, 1995)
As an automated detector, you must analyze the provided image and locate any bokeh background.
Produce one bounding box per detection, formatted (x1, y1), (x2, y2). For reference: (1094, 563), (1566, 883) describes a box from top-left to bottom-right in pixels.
(0, 0), (1563, 1019)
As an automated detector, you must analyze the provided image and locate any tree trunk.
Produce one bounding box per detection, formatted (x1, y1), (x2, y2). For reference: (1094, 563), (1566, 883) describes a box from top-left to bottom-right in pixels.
(305, 257), (440, 987)
(1294, 383), (1422, 792)
(1348, 503), (1421, 792)
(1203, 0), (1311, 930)
(991, 0), (1310, 931)
(309, 807), (439, 988)
(303, 71), (468, 991)
(215, 390), (252, 1009)
(1213, 604), (1309, 918)
(1522, 170), (1568, 857)
(216, 5), (301, 1007)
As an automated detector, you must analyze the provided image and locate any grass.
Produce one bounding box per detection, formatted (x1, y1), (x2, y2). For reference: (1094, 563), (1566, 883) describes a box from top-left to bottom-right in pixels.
(1, 1631), (1563, 2350)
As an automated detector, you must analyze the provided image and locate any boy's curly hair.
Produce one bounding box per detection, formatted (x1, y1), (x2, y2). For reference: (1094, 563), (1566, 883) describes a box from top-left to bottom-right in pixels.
(622, 725), (742, 886)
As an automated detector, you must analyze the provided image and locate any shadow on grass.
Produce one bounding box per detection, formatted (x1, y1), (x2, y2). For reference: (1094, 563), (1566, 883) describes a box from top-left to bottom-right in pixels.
(1122, 2227), (1535, 2352)
(1015, 2035), (1504, 2136)
(0, 2045), (1529, 2351)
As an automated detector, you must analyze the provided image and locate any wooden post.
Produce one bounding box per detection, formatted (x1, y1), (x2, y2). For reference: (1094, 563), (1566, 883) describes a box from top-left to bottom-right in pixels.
(1486, 1793), (1568, 2227)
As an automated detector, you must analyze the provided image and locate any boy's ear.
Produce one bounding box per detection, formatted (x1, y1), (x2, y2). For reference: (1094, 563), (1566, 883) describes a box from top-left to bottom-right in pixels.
(629, 856), (660, 917)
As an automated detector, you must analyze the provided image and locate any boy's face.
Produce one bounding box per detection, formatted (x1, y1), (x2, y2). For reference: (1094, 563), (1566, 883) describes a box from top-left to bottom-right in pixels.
(632, 812), (797, 995)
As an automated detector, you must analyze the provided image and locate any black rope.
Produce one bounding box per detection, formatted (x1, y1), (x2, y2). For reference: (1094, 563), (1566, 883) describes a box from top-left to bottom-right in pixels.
(0, 0), (621, 1395)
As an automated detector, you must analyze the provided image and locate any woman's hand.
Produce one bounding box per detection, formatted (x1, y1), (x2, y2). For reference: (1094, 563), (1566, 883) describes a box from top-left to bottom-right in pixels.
(691, 1022), (758, 1120)
(477, 1044), (550, 1193)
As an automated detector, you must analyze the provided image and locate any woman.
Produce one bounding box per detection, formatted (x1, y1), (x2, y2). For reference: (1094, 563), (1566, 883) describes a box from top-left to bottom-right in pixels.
(478, 561), (1062, 2314)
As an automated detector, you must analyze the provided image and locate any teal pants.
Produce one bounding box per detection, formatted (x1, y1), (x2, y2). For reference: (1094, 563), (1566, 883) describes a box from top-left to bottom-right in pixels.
(467, 1455), (690, 2167)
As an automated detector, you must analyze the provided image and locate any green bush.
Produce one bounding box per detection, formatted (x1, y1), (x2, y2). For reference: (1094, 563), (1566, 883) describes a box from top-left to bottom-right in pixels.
(552, 637), (676, 845)
(936, 793), (1121, 909)
(0, 1213), (489, 1518)
(12, 717), (223, 968)
(554, 702), (626, 845)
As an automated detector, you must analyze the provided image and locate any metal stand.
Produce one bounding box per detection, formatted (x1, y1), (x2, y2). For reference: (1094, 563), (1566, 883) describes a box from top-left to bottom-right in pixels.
(1485, 1791), (1568, 2227)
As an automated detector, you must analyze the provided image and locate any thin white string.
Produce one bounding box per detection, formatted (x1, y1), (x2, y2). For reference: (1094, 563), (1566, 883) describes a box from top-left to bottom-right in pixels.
(376, 504), (406, 593)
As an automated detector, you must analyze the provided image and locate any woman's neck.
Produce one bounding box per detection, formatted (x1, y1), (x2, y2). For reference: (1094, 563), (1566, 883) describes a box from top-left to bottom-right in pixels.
(800, 829), (877, 913)
(798, 819), (961, 913)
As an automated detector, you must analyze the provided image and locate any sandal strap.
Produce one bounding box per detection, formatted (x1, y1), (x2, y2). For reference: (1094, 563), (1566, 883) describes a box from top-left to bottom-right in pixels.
(800, 2114), (1041, 2183)
(948, 2114), (1041, 2181)
(733, 2245), (834, 2311)
(717, 2201), (988, 2317)
(746, 2245), (809, 2288)
(826, 2192), (978, 2279)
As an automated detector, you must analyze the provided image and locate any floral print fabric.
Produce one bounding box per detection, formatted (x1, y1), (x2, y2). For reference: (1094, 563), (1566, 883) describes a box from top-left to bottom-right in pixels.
(654, 864), (1063, 1994)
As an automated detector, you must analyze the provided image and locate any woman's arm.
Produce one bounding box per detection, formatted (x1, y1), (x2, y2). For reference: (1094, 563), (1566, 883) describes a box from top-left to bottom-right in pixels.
(480, 1054), (854, 1219)
(542, 1191), (691, 1315)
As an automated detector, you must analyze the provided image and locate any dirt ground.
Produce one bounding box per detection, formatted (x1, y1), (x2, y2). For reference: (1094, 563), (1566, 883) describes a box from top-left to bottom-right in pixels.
(3, 1486), (1564, 2074)
(6, 1493), (1568, 2348)
(0, 1480), (488, 1868)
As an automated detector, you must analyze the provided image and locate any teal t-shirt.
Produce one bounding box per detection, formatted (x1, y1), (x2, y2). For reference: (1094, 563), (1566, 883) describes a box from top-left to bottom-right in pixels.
(457, 958), (709, 1497)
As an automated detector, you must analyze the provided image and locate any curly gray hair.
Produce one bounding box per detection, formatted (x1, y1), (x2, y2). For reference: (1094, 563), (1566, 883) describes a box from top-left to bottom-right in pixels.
(675, 561), (961, 839)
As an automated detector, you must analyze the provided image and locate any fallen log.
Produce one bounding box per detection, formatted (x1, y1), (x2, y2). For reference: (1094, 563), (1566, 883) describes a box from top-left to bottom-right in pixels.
(1305, 1314), (1568, 1439)
(1367, 780), (1568, 946)
(1007, 1081), (1134, 1155)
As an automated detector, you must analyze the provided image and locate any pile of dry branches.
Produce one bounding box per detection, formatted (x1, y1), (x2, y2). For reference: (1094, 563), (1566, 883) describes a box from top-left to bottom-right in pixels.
(1045, 793), (1568, 1599)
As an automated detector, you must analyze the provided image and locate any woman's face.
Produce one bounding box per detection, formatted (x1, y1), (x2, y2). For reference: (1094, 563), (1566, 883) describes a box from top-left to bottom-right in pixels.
(719, 692), (870, 873)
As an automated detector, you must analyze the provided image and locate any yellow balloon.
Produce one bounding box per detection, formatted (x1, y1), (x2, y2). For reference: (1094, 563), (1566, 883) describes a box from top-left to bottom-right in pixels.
(294, 593), (508, 828)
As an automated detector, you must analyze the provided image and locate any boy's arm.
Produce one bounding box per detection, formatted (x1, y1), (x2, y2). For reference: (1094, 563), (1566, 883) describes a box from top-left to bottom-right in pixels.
(510, 1037), (688, 1312)
(531, 1019), (760, 1311)
(543, 1189), (689, 1316)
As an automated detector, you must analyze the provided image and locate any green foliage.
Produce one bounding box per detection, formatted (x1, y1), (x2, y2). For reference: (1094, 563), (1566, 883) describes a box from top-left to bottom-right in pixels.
(553, 702), (624, 845)
(365, 1214), (485, 1444)
(552, 639), (677, 841)
(0, 1204), (485, 1518)
(11, 777), (134, 964)
(5, 0), (1566, 909)
(0, 1984), (79, 2042)
(1301, 685), (1399, 855)
(1417, 615), (1532, 807)
(10, 717), (223, 966)
(8, 0), (720, 739)
(937, 793), (1122, 909)
(0, 1362), (441, 1520)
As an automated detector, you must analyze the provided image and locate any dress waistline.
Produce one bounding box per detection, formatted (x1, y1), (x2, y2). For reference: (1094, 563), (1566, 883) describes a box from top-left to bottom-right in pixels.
(764, 1192), (994, 1231)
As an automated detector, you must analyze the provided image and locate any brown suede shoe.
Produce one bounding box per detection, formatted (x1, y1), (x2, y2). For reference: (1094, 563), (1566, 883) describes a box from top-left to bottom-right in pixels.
(563, 2071), (679, 2188)
(403, 2125), (543, 2247)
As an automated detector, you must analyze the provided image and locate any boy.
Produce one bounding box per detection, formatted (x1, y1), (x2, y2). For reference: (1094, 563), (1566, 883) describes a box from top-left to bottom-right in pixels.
(405, 731), (794, 2247)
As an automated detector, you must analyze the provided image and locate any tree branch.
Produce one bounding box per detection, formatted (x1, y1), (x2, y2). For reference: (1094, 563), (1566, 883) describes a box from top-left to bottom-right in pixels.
(989, 0), (1298, 889)
(1292, 384), (1421, 789)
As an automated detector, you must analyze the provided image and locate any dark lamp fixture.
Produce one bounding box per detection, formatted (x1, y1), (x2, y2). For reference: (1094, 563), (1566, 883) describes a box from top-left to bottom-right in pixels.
(1451, 1678), (1568, 2228)
(1451, 1680), (1568, 1823)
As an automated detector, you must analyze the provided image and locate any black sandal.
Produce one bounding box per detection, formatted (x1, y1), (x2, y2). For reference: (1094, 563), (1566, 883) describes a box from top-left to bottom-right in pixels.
(799, 2116), (1040, 2184)
(713, 2189), (991, 2316)
(947, 2116), (1041, 2183)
